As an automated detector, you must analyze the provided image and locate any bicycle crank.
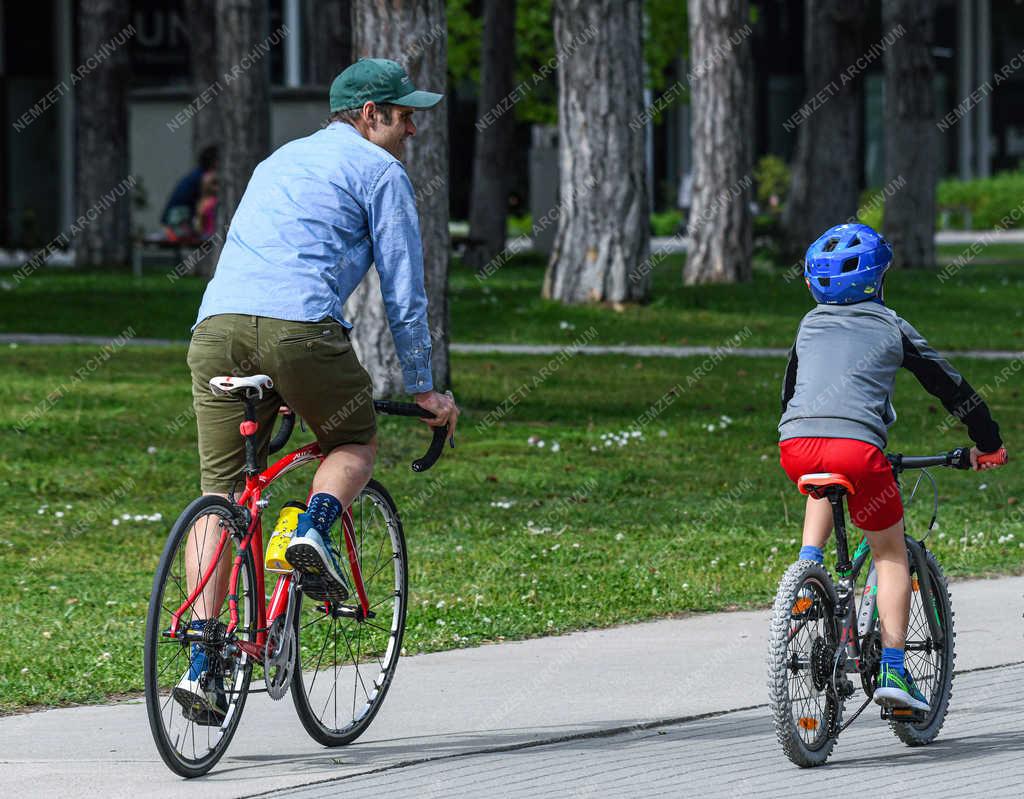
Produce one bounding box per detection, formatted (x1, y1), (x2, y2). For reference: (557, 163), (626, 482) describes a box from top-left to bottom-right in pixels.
(264, 580), (299, 700)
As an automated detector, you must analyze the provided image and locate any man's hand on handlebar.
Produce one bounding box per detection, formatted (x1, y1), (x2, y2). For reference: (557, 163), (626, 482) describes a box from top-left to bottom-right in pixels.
(414, 389), (459, 443)
(970, 446), (1009, 471)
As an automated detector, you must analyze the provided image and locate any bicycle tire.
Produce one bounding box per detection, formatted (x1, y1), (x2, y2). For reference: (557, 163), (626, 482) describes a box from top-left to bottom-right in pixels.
(768, 559), (843, 767)
(144, 495), (257, 777)
(890, 548), (955, 746)
(291, 479), (409, 746)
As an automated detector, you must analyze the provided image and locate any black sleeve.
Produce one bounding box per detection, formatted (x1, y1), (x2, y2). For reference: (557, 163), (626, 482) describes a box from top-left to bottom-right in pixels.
(898, 318), (1002, 452)
(781, 343), (798, 414)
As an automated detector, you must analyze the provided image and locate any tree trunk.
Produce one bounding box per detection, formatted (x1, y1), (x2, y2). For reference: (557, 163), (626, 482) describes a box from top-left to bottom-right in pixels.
(304, 0), (352, 85)
(348, 0), (450, 397)
(75, 0), (132, 268)
(184, 0), (222, 157)
(209, 0), (272, 277)
(783, 1), (867, 257)
(684, 0), (753, 284)
(882, 0), (936, 269)
(465, 0), (516, 272)
(543, 0), (650, 304)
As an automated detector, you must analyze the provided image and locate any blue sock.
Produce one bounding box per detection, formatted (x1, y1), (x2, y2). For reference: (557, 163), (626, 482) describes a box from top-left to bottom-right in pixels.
(798, 545), (824, 564)
(298, 493), (342, 536)
(881, 647), (905, 675)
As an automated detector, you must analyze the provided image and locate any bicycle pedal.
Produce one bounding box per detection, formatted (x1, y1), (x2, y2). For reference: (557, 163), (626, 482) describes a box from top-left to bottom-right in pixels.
(881, 706), (927, 723)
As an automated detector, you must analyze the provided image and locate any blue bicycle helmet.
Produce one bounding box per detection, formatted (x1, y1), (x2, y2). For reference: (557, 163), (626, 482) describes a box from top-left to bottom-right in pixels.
(803, 223), (893, 305)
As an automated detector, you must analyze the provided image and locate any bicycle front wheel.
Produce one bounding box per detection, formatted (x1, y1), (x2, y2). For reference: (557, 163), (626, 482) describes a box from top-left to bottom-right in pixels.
(890, 547), (955, 746)
(143, 495), (258, 777)
(291, 479), (408, 746)
(768, 559), (843, 767)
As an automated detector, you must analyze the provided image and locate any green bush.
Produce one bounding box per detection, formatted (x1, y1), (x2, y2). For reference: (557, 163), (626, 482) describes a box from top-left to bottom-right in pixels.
(507, 213), (533, 237)
(753, 154), (790, 212)
(650, 209), (684, 236)
(936, 170), (1024, 230)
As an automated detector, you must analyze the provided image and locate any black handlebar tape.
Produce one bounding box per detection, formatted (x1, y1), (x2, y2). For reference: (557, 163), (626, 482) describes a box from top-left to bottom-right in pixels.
(412, 426), (448, 472)
(268, 412), (296, 455)
(373, 400), (449, 472)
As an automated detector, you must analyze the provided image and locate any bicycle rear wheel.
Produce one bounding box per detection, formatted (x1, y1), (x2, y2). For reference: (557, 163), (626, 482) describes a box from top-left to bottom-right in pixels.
(144, 495), (257, 777)
(291, 479), (408, 746)
(768, 560), (843, 767)
(890, 547), (955, 746)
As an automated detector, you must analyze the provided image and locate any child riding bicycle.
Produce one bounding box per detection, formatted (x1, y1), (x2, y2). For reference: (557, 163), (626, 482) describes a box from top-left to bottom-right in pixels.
(778, 222), (1007, 712)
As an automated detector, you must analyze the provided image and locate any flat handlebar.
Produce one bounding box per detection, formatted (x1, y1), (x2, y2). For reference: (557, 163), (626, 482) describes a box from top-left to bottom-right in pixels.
(889, 446), (1008, 473)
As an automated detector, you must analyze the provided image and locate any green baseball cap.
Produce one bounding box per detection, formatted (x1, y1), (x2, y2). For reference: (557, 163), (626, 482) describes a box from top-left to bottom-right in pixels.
(329, 58), (443, 112)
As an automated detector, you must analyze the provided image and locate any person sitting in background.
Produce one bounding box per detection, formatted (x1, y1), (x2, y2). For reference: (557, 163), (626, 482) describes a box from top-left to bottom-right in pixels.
(195, 170), (219, 239)
(161, 145), (218, 242)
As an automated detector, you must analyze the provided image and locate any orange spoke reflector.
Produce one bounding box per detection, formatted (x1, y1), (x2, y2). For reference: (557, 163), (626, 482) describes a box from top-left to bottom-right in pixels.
(798, 717), (820, 731)
(911, 578), (920, 592)
(792, 597), (813, 614)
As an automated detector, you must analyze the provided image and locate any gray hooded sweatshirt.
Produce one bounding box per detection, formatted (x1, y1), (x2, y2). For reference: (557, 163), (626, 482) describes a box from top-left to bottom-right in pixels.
(779, 302), (1002, 452)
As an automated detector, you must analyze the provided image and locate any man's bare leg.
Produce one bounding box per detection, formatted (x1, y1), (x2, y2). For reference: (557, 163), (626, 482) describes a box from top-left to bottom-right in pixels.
(185, 438), (376, 619)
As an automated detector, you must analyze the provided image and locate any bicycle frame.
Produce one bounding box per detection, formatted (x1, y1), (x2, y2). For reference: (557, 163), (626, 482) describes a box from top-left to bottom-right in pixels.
(167, 438), (372, 657)
(824, 484), (944, 680)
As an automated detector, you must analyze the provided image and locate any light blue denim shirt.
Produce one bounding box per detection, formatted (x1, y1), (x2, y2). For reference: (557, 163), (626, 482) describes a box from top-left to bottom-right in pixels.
(195, 121), (433, 393)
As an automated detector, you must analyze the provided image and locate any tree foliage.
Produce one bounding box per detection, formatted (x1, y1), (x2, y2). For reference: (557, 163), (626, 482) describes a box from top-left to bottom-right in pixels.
(447, 0), (687, 123)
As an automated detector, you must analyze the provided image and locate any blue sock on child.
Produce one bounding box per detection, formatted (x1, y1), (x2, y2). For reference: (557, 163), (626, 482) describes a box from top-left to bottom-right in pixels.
(297, 493), (342, 536)
(798, 545), (824, 564)
(881, 647), (905, 675)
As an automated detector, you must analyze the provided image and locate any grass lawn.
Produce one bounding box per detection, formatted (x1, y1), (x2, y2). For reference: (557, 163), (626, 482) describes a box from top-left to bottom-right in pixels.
(2, 247), (1022, 352)
(1, 345), (1021, 711)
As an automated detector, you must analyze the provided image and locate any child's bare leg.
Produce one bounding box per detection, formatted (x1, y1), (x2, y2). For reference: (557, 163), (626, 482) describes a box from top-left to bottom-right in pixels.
(801, 496), (833, 549)
(864, 517), (909, 649)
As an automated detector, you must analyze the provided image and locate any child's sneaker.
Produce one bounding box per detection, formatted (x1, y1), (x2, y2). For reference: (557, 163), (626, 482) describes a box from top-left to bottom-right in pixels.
(286, 526), (350, 601)
(873, 664), (929, 712)
(171, 621), (227, 726)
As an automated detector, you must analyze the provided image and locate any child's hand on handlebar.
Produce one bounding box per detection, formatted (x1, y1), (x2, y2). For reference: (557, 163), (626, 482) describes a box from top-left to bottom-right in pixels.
(970, 446), (1008, 471)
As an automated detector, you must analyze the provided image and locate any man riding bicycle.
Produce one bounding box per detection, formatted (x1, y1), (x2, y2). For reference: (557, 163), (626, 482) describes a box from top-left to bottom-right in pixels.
(178, 58), (459, 722)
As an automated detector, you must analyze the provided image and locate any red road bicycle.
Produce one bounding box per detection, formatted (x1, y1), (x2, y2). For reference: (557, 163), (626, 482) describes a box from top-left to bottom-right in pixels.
(144, 374), (450, 777)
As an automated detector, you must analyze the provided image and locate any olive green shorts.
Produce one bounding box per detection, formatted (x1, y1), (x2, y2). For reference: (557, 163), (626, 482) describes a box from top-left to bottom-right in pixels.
(187, 314), (376, 493)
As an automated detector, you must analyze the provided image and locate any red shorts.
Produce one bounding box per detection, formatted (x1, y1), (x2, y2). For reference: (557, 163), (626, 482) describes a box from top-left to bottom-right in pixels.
(779, 437), (903, 531)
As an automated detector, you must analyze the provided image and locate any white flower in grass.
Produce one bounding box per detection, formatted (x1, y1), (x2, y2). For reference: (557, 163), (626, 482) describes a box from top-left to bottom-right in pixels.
(658, 429), (668, 438)
(455, 545), (463, 553)
(760, 454), (769, 461)
(64, 504), (72, 509)
(550, 442), (560, 453)
(483, 616), (492, 624)
(54, 511), (64, 518)
(614, 532), (625, 541)
(133, 515), (144, 521)
(121, 513), (131, 520)
(536, 440), (545, 448)
(979, 483), (988, 490)
(37, 509), (45, 515)
(100, 651), (111, 660)
(147, 446), (158, 454)
(20, 668), (28, 675)
(572, 542), (580, 549)
(706, 424), (716, 432)
(682, 583), (689, 589)
(436, 600), (445, 608)
(710, 558), (719, 567)
(111, 519), (120, 526)
(436, 619), (446, 626)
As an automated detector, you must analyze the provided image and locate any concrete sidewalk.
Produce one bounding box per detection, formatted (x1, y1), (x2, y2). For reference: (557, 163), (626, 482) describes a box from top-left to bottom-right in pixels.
(1, 575), (1022, 798)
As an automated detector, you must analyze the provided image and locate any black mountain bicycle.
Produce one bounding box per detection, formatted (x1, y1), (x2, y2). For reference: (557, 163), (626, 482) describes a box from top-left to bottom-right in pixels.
(768, 445), (1007, 767)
